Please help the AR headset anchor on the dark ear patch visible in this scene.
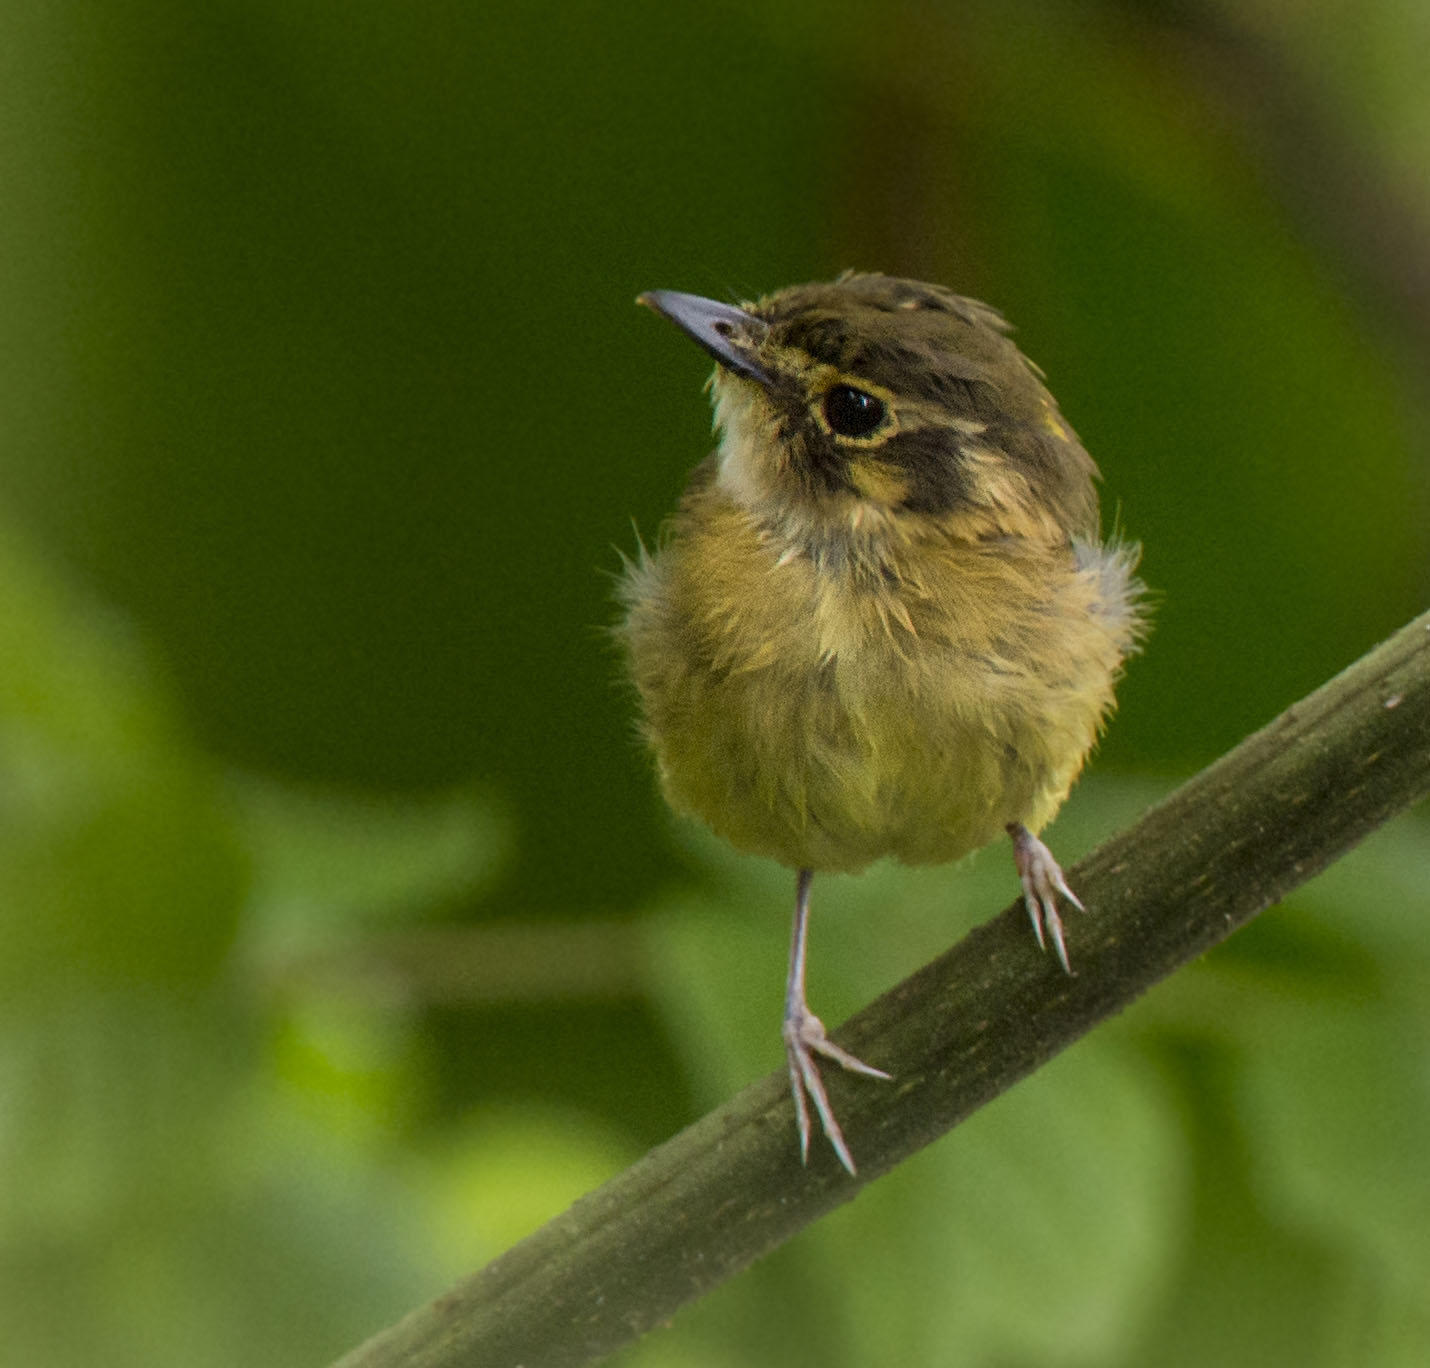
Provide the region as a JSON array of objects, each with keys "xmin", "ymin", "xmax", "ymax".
[{"xmin": 880, "ymin": 428, "xmax": 969, "ymax": 514}]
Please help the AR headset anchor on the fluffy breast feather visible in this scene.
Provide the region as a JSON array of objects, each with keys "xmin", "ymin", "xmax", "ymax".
[{"xmin": 618, "ymin": 478, "xmax": 1142, "ymax": 874}]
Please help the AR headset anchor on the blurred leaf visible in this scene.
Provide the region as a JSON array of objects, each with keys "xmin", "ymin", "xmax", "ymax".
[
  {"xmin": 816, "ymin": 1042, "xmax": 1183, "ymax": 1367},
  {"xmin": 0, "ymin": 514, "xmax": 516, "ymax": 1365},
  {"xmin": 0, "ymin": 522, "xmax": 248, "ymax": 998},
  {"xmin": 1227, "ymin": 816, "xmax": 1430, "ymax": 1296},
  {"xmin": 231, "ymin": 775, "xmax": 510, "ymax": 938},
  {"xmin": 410, "ymin": 1103, "xmax": 639, "ymax": 1266}
]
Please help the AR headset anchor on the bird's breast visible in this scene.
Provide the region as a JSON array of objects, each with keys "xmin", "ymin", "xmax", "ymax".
[{"xmin": 620, "ymin": 487, "xmax": 1131, "ymax": 873}]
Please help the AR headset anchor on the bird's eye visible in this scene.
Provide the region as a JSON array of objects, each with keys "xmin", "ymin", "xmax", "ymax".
[{"xmin": 822, "ymin": 384, "xmax": 887, "ymax": 438}]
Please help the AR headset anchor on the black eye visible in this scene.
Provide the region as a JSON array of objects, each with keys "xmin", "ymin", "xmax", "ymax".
[{"xmin": 822, "ymin": 384, "xmax": 886, "ymax": 438}]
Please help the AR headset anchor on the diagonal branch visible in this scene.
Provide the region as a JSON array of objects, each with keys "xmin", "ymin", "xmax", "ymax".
[{"xmin": 332, "ymin": 610, "xmax": 1430, "ymax": 1368}]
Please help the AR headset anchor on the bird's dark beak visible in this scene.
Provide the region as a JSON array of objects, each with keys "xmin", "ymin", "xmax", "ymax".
[{"xmin": 637, "ymin": 290, "xmax": 772, "ymax": 386}]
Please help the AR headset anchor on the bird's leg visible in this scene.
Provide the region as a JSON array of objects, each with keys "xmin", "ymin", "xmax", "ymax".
[
  {"xmin": 782, "ymin": 867, "xmax": 891, "ymax": 1175},
  {"xmin": 1007, "ymin": 822, "xmax": 1085, "ymax": 974}
]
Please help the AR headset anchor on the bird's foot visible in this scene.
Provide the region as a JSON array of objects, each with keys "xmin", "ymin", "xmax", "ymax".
[
  {"xmin": 782, "ymin": 1004, "xmax": 890, "ymax": 1176},
  {"xmin": 1008, "ymin": 822, "xmax": 1084, "ymax": 975}
]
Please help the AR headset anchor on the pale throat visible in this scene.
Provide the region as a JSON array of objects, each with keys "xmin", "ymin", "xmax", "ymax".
[
  {"xmin": 710, "ymin": 376, "xmax": 776, "ymax": 514},
  {"xmin": 710, "ymin": 379, "xmax": 912, "ymax": 578}
]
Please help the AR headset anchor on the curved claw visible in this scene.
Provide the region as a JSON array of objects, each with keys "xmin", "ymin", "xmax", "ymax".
[
  {"xmin": 1009, "ymin": 823, "xmax": 1085, "ymax": 975},
  {"xmin": 783, "ymin": 1007, "xmax": 891, "ymax": 1175}
]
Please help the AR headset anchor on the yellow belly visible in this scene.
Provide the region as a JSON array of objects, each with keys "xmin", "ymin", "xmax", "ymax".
[{"xmin": 620, "ymin": 485, "xmax": 1137, "ymax": 874}]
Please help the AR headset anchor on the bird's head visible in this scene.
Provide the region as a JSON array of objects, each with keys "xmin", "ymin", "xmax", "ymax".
[{"xmin": 639, "ymin": 273, "xmax": 1100, "ymax": 552}]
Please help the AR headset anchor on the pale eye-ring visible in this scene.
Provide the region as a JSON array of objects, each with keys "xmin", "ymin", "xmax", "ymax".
[{"xmin": 822, "ymin": 384, "xmax": 887, "ymax": 438}]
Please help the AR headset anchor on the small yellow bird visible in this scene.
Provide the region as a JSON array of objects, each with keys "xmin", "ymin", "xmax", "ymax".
[{"xmin": 619, "ymin": 273, "xmax": 1145, "ymax": 1173}]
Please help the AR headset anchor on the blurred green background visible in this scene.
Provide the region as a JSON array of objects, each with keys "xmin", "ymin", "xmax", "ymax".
[{"xmin": 1, "ymin": 1, "xmax": 1427, "ymax": 1365}]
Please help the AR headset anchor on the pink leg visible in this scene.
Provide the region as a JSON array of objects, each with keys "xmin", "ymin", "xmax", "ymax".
[{"xmin": 782, "ymin": 868, "xmax": 890, "ymax": 1175}]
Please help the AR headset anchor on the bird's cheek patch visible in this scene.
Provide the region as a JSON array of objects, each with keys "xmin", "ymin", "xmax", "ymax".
[
  {"xmin": 847, "ymin": 457, "xmax": 910, "ymax": 506},
  {"xmin": 960, "ymin": 445, "xmax": 1036, "ymax": 512}
]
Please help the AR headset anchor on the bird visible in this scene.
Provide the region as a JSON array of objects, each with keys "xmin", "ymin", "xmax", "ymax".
[{"xmin": 618, "ymin": 272, "xmax": 1145, "ymax": 1174}]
